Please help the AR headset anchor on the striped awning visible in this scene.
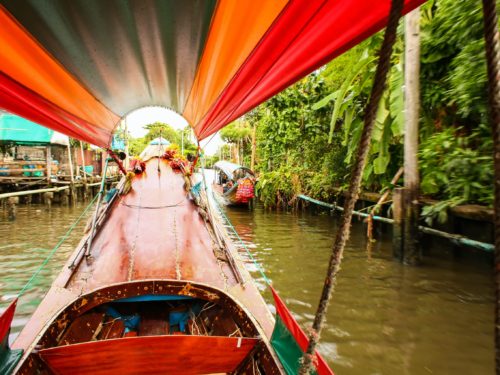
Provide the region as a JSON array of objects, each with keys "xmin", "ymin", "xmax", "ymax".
[{"xmin": 0, "ymin": 0, "xmax": 424, "ymax": 148}]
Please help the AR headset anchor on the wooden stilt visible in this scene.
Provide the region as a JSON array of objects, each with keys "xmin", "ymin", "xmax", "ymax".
[
  {"xmin": 67, "ymin": 142, "xmax": 74, "ymax": 183},
  {"xmin": 80, "ymin": 141, "xmax": 88, "ymax": 183},
  {"xmin": 392, "ymin": 188, "xmax": 404, "ymax": 261},
  {"xmin": 403, "ymin": 6, "xmax": 421, "ymax": 265},
  {"xmin": 46, "ymin": 145, "xmax": 52, "ymax": 183},
  {"xmin": 43, "ymin": 192, "xmax": 54, "ymax": 208},
  {"xmin": 7, "ymin": 197, "xmax": 18, "ymax": 221}
]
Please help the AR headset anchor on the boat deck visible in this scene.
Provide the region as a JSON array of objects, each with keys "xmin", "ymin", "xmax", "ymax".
[{"xmin": 13, "ymin": 159, "xmax": 273, "ymax": 352}]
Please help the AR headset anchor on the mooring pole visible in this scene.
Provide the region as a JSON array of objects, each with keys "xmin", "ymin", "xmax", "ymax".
[
  {"xmin": 67, "ymin": 141, "xmax": 74, "ymax": 183},
  {"xmin": 250, "ymin": 124, "xmax": 257, "ymax": 171},
  {"xmin": 46, "ymin": 145, "xmax": 52, "ymax": 183},
  {"xmin": 480, "ymin": 0, "xmax": 500, "ymax": 371},
  {"xmin": 124, "ymin": 118, "xmax": 130, "ymax": 170},
  {"xmin": 298, "ymin": 0, "xmax": 404, "ymax": 372},
  {"xmin": 80, "ymin": 141, "xmax": 87, "ymax": 183},
  {"xmin": 403, "ymin": 7, "xmax": 421, "ymax": 265}
]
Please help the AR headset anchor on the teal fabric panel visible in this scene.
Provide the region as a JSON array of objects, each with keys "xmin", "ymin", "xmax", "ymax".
[
  {"xmin": 271, "ymin": 316, "xmax": 318, "ymax": 375},
  {"xmin": 0, "ymin": 335, "xmax": 23, "ymax": 375},
  {"xmin": 0, "ymin": 114, "xmax": 53, "ymax": 145}
]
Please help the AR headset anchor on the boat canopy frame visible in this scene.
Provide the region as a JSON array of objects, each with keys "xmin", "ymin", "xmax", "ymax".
[{"xmin": 213, "ymin": 161, "xmax": 254, "ymax": 183}]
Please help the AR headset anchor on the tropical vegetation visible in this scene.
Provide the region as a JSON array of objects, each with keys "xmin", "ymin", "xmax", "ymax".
[{"xmin": 222, "ymin": 0, "xmax": 495, "ymax": 222}]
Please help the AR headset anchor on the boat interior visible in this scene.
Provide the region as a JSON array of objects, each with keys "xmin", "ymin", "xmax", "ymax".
[{"xmin": 17, "ymin": 280, "xmax": 280, "ymax": 375}]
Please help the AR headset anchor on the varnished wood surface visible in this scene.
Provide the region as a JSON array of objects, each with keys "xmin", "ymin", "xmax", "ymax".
[
  {"xmin": 13, "ymin": 159, "xmax": 274, "ymax": 356},
  {"xmin": 39, "ymin": 335, "xmax": 258, "ymax": 375}
]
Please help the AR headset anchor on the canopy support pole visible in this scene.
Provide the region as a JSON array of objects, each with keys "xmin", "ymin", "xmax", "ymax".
[
  {"xmin": 480, "ymin": 0, "xmax": 500, "ymax": 372},
  {"xmin": 298, "ymin": 0, "xmax": 404, "ymax": 372}
]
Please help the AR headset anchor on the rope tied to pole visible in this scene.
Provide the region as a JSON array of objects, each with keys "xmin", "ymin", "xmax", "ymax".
[{"xmin": 298, "ymin": 0, "xmax": 405, "ymax": 373}]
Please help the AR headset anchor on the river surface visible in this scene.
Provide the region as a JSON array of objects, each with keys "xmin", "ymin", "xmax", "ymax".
[{"xmin": 0, "ymin": 200, "xmax": 494, "ymax": 374}]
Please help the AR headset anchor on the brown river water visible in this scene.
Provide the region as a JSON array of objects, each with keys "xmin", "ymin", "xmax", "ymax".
[{"xmin": 0, "ymin": 199, "xmax": 494, "ymax": 374}]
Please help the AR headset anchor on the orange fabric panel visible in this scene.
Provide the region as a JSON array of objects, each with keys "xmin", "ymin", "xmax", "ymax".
[
  {"xmin": 182, "ymin": 0, "xmax": 287, "ymax": 126},
  {"xmin": 0, "ymin": 6, "xmax": 119, "ymax": 135},
  {"xmin": 39, "ymin": 335, "xmax": 259, "ymax": 375}
]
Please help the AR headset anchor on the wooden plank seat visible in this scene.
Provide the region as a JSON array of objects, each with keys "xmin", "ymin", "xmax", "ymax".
[{"xmin": 39, "ymin": 335, "xmax": 259, "ymax": 375}]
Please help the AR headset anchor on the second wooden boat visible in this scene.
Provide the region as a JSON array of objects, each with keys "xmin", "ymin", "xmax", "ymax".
[{"xmin": 212, "ymin": 161, "xmax": 256, "ymax": 206}]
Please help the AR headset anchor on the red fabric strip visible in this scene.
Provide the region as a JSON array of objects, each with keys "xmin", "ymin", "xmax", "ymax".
[
  {"xmin": 271, "ymin": 287, "xmax": 333, "ymax": 375},
  {"xmin": 195, "ymin": 0, "xmax": 425, "ymax": 140},
  {"xmin": 0, "ymin": 298, "xmax": 17, "ymax": 344},
  {"xmin": 0, "ymin": 72, "xmax": 112, "ymax": 147}
]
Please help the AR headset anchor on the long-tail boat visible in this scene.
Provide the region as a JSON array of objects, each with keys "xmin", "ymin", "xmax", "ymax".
[
  {"xmin": 213, "ymin": 161, "xmax": 256, "ymax": 206},
  {"xmin": 0, "ymin": 1, "xmax": 424, "ymax": 373}
]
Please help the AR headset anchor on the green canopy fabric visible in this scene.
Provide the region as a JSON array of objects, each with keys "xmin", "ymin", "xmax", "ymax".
[{"xmin": 0, "ymin": 113, "xmax": 68, "ymax": 146}]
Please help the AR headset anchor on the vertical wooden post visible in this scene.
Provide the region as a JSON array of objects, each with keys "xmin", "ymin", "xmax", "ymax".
[
  {"xmin": 392, "ymin": 187, "xmax": 404, "ymax": 260},
  {"xmin": 7, "ymin": 197, "xmax": 18, "ymax": 221},
  {"xmin": 480, "ymin": 0, "xmax": 500, "ymax": 371},
  {"xmin": 80, "ymin": 141, "xmax": 87, "ymax": 183},
  {"xmin": 250, "ymin": 124, "xmax": 257, "ymax": 171},
  {"xmin": 124, "ymin": 118, "xmax": 130, "ymax": 170},
  {"xmin": 403, "ymin": 7, "xmax": 421, "ymax": 265},
  {"xmin": 67, "ymin": 142, "xmax": 74, "ymax": 183},
  {"xmin": 43, "ymin": 192, "xmax": 53, "ymax": 209},
  {"xmin": 46, "ymin": 145, "xmax": 52, "ymax": 183}
]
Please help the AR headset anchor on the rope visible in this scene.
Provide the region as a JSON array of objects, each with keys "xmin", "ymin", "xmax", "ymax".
[
  {"xmin": 18, "ymin": 194, "xmax": 99, "ymax": 297},
  {"xmin": 480, "ymin": 0, "xmax": 500, "ymax": 371},
  {"xmin": 210, "ymin": 190, "xmax": 271, "ymax": 286},
  {"xmin": 299, "ymin": 0, "xmax": 405, "ymax": 373},
  {"xmin": 120, "ymin": 199, "xmax": 184, "ymax": 209},
  {"xmin": 199, "ymin": 154, "xmax": 271, "ymax": 285}
]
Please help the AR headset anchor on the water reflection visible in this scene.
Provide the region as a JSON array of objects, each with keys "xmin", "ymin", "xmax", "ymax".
[{"xmin": 225, "ymin": 206, "xmax": 494, "ymax": 374}]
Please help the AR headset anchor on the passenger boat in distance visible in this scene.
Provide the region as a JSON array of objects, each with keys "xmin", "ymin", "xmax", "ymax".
[{"xmin": 212, "ymin": 161, "xmax": 256, "ymax": 206}]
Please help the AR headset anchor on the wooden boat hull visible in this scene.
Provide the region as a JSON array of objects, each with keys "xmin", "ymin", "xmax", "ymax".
[
  {"xmin": 212, "ymin": 182, "xmax": 254, "ymax": 206},
  {"xmin": 11, "ymin": 159, "xmax": 283, "ymax": 374}
]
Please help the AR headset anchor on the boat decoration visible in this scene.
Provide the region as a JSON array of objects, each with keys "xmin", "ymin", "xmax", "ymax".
[
  {"xmin": 128, "ymin": 158, "xmax": 146, "ymax": 175},
  {"xmin": 270, "ymin": 288, "xmax": 333, "ymax": 375},
  {"xmin": 0, "ymin": 0, "xmax": 424, "ymax": 147},
  {"xmin": 213, "ymin": 161, "xmax": 256, "ymax": 206},
  {"xmin": 0, "ymin": 299, "xmax": 22, "ymax": 375}
]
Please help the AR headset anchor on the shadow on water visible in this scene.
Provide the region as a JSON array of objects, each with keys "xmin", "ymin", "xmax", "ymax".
[{"xmin": 0, "ymin": 197, "xmax": 494, "ymax": 374}]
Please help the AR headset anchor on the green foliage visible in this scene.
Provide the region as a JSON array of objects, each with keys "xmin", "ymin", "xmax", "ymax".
[
  {"xmin": 419, "ymin": 125, "xmax": 493, "ymax": 224},
  {"xmin": 249, "ymin": 0, "xmax": 493, "ymax": 215},
  {"xmin": 128, "ymin": 123, "xmax": 197, "ymax": 157},
  {"xmin": 220, "ymin": 120, "xmax": 252, "ymax": 144},
  {"xmin": 256, "ymin": 165, "xmax": 304, "ymax": 208}
]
